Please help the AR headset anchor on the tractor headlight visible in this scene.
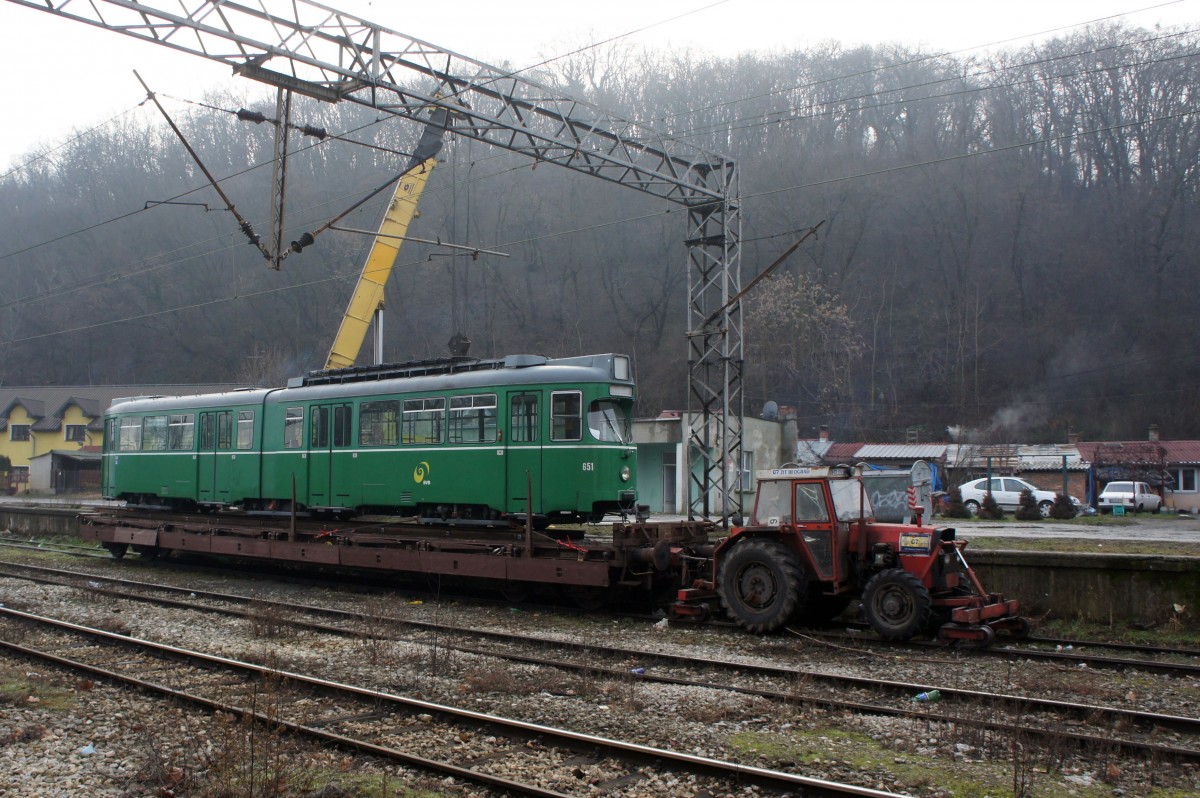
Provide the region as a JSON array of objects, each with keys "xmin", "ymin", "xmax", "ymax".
[{"xmin": 620, "ymin": 466, "xmax": 631, "ymax": 482}]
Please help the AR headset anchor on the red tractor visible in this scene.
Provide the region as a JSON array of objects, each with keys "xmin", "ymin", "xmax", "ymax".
[{"xmin": 672, "ymin": 466, "xmax": 1027, "ymax": 646}]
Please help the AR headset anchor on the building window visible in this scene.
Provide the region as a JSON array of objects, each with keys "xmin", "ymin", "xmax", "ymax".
[
  {"xmin": 739, "ymin": 450, "xmax": 755, "ymax": 492},
  {"xmin": 1170, "ymin": 467, "xmax": 1198, "ymax": 493},
  {"xmin": 10, "ymin": 425, "xmax": 30, "ymax": 442},
  {"xmin": 65, "ymin": 425, "xmax": 87, "ymax": 443}
]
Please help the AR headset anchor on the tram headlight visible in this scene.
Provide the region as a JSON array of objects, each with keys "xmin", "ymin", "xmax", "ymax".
[{"xmin": 620, "ymin": 466, "xmax": 631, "ymax": 482}]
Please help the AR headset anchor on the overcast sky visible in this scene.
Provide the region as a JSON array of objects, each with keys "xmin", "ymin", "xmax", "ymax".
[{"xmin": 0, "ymin": 0, "xmax": 1194, "ymax": 166}]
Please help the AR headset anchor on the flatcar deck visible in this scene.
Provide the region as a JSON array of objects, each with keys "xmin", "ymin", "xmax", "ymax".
[{"xmin": 79, "ymin": 510, "xmax": 716, "ymax": 592}]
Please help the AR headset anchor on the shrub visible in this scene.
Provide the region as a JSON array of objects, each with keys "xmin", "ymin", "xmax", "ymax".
[
  {"xmin": 944, "ymin": 486, "xmax": 972, "ymax": 519},
  {"xmin": 1050, "ymin": 493, "xmax": 1078, "ymax": 519},
  {"xmin": 979, "ymin": 491, "xmax": 1004, "ymax": 519},
  {"xmin": 1014, "ymin": 488, "xmax": 1042, "ymax": 520}
]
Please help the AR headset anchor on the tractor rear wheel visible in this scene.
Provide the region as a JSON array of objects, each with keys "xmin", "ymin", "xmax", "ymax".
[
  {"xmin": 863, "ymin": 569, "xmax": 932, "ymax": 641},
  {"xmin": 716, "ymin": 539, "xmax": 805, "ymax": 634}
]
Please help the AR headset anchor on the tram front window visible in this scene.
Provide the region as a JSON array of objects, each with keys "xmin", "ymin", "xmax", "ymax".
[{"xmin": 588, "ymin": 399, "xmax": 631, "ymax": 443}]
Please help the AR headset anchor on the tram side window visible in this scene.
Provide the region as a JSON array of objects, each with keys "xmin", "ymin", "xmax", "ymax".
[
  {"xmin": 448, "ymin": 395, "xmax": 497, "ymax": 443},
  {"xmin": 359, "ymin": 401, "xmax": 399, "ymax": 446},
  {"xmin": 168, "ymin": 414, "xmax": 194, "ymax": 450},
  {"xmin": 551, "ymin": 391, "xmax": 582, "ymax": 441},
  {"xmin": 402, "ymin": 398, "xmax": 444, "ymax": 445},
  {"xmin": 217, "ymin": 412, "xmax": 233, "ymax": 450},
  {"xmin": 142, "ymin": 416, "xmax": 168, "ymax": 451},
  {"xmin": 333, "ymin": 405, "xmax": 352, "ymax": 447},
  {"xmin": 237, "ymin": 410, "xmax": 254, "ymax": 450},
  {"xmin": 119, "ymin": 418, "xmax": 142, "ymax": 451},
  {"xmin": 284, "ymin": 407, "xmax": 304, "ymax": 449},
  {"xmin": 311, "ymin": 406, "xmax": 329, "ymax": 448},
  {"xmin": 510, "ymin": 394, "xmax": 538, "ymax": 442},
  {"xmin": 105, "ymin": 418, "xmax": 118, "ymax": 452},
  {"xmin": 200, "ymin": 414, "xmax": 215, "ymax": 450}
]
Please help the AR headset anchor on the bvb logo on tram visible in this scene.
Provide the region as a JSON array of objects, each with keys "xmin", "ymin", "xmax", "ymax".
[{"xmin": 413, "ymin": 461, "xmax": 431, "ymax": 485}]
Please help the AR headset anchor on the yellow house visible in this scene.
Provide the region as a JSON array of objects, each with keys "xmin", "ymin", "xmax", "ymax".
[{"xmin": 0, "ymin": 385, "xmax": 240, "ymax": 493}]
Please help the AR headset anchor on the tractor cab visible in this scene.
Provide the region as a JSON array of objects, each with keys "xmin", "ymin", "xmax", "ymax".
[{"xmin": 747, "ymin": 467, "xmax": 869, "ymax": 587}]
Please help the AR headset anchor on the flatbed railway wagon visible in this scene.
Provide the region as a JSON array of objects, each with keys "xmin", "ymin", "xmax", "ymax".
[{"xmin": 101, "ymin": 353, "xmax": 639, "ymax": 526}]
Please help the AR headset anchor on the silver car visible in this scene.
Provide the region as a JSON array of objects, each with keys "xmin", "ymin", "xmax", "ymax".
[{"xmin": 1097, "ymin": 481, "xmax": 1162, "ymax": 514}]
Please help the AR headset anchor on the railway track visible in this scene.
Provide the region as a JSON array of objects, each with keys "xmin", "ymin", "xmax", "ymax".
[
  {"xmin": 0, "ymin": 605, "xmax": 898, "ymax": 798},
  {"xmin": 802, "ymin": 624, "xmax": 1200, "ymax": 676},
  {"xmin": 1, "ymin": 558, "xmax": 1196, "ymax": 768}
]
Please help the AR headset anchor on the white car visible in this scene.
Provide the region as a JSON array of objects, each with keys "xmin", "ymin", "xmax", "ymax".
[
  {"xmin": 957, "ymin": 477, "xmax": 1077, "ymax": 517},
  {"xmin": 1097, "ymin": 481, "xmax": 1162, "ymax": 514}
]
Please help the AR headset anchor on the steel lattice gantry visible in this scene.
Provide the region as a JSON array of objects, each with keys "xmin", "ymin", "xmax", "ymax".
[{"xmin": 6, "ymin": 0, "xmax": 743, "ymax": 522}]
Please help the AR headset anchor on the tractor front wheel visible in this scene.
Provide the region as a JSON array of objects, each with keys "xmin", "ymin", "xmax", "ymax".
[
  {"xmin": 717, "ymin": 539, "xmax": 805, "ymax": 634},
  {"xmin": 862, "ymin": 569, "xmax": 932, "ymax": 641}
]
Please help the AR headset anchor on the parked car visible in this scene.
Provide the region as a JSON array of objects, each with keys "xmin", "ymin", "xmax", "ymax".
[
  {"xmin": 1097, "ymin": 481, "xmax": 1162, "ymax": 514},
  {"xmin": 957, "ymin": 477, "xmax": 1078, "ymax": 517}
]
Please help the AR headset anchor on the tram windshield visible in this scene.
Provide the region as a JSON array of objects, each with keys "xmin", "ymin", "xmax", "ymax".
[{"xmin": 588, "ymin": 399, "xmax": 632, "ymax": 443}]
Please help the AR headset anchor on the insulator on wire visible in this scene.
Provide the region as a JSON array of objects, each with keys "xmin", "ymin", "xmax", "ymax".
[
  {"xmin": 300, "ymin": 125, "xmax": 327, "ymax": 140},
  {"xmin": 289, "ymin": 232, "xmax": 316, "ymax": 254},
  {"xmin": 236, "ymin": 108, "xmax": 268, "ymax": 124},
  {"xmin": 239, "ymin": 221, "xmax": 261, "ymax": 245}
]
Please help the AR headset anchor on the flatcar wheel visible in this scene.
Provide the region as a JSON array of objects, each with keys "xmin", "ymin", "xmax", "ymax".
[
  {"xmin": 862, "ymin": 569, "xmax": 932, "ymax": 641},
  {"xmin": 498, "ymin": 581, "xmax": 533, "ymax": 604},
  {"xmin": 103, "ymin": 543, "xmax": 128, "ymax": 560},
  {"xmin": 132, "ymin": 545, "xmax": 160, "ymax": 560},
  {"xmin": 563, "ymin": 585, "xmax": 611, "ymax": 611},
  {"xmin": 716, "ymin": 538, "xmax": 805, "ymax": 634}
]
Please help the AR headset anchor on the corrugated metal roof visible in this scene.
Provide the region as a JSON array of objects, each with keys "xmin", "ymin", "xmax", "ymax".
[{"xmin": 854, "ymin": 444, "xmax": 947, "ymax": 460}]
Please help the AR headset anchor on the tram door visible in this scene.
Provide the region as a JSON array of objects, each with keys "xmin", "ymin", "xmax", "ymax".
[
  {"xmin": 505, "ymin": 392, "xmax": 542, "ymax": 517},
  {"xmin": 308, "ymin": 403, "xmax": 353, "ymax": 509},
  {"xmin": 197, "ymin": 410, "xmax": 233, "ymax": 504}
]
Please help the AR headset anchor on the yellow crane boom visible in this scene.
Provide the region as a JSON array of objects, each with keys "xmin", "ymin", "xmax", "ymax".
[{"xmin": 325, "ymin": 108, "xmax": 449, "ymax": 370}]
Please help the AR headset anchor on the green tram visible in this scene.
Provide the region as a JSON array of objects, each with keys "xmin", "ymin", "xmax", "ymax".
[{"xmin": 101, "ymin": 353, "xmax": 638, "ymax": 525}]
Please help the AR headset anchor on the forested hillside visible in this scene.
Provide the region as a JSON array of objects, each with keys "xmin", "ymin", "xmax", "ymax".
[{"xmin": 1, "ymin": 22, "xmax": 1197, "ymax": 441}]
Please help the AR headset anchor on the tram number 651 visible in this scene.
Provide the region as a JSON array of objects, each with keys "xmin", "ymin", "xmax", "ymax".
[{"xmin": 582, "ymin": 462, "xmax": 595, "ymax": 472}]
